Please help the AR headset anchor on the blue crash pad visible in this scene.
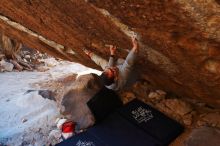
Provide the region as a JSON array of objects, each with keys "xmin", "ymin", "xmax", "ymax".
[
  {"xmin": 88, "ymin": 112, "xmax": 160, "ymax": 146},
  {"xmin": 118, "ymin": 99, "xmax": 184, "ymax": 145},
  {"xmin": 55, "ymin": 131, "xmax": 107, "ymax": 146}
]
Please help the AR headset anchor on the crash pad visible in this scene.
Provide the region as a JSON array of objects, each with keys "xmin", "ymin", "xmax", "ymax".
[
  {"xmin": 57, "ymin": 99, "xmax": 183, "ymax": 146},
  {"xmin": 88, "ymin": 112, "xmax": 161, "ymax": 146},
  {"xmin": 118, "ymin": 99, "xmax": 184, "ymax": 145},
  {"xmin": 87, "ymin": 87, "xmax": 123, "ymax": 122},
  {"xmin": 55, "ymin": 131, "xmax": 107, "ymax": 146}
]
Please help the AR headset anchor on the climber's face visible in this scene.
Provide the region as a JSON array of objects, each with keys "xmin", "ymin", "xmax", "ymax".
[
  {"xmin": 105, "ymin": 67, "xmax": 118, "ymax": 79},
  {"xmin": 100, "ymin": 67, "xmax": 119, "ymax": 86},
  {"xmin": 105, "ymin": 68, "xmax": 114, "ymax": 78}
]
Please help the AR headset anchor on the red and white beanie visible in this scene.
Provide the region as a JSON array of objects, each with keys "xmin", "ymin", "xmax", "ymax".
[{"xmin": 56, "ymin": 118, "xmax": 75, "ymax": 139}]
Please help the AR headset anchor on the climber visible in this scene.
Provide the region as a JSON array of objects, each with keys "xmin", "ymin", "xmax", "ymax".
[{"xmin": 83, "ymin": 36, "xmax": 139, "ymax": 91}]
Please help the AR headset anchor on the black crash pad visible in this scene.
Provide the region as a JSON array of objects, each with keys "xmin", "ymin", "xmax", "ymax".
[
  {"xmin": 118, "ymin": 99, "xmax": 184, "ymax": 145},
  {"xmin": 87, "ymin": 87, "xmax": 123, "ymax": 122}
]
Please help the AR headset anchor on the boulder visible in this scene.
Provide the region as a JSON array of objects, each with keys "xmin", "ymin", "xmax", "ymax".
[
  {"xmin": 155, "ymin": 98, "xmax": 194, "ymax": 126},
  {"xmin": 119, "ymin": 91, "xmax": 136, "ymax": 104},
  {"xmin": 0, "ymin": 1, "xmax": 220, "ymax": 107},
  {"xmin": 197, "ymin": 112, "xmax": 220, "ymax": 128},
  {"xmin": 164, "ymin": 99, "xmax": 193, "ymax": 116},
  {"xmin": 148, "ymin": 90, "xmax": 166, "ymax": 100},
  {"xmin": 60, "ymin": 73, "xmax": 103, "ymax": 129},
  {"xmin": 185, "ymin": 127, "xmax": 220, "ymax": 146},
  {"xmin": 0, "ymin": 59, "xmax": 14, "ymax": 72}
]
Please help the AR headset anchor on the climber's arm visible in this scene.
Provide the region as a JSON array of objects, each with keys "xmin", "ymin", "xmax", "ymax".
[
  {"xmin": 121, "ymin": 37, "xmax": 139, "ymax": 79},
  {"xmin": 107, "ymin": 45, "xmax": 116, "ymax": 67}
]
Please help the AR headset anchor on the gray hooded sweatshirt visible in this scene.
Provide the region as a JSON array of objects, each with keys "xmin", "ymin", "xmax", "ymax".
[{"xmin": 106, "ymin": 49, "xmax": 137, "ymax": 91}]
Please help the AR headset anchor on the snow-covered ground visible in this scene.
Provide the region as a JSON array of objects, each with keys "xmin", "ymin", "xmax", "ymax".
[{"xmin": 0, "ymin": 59, "xmax": 101, "ymax": 146}]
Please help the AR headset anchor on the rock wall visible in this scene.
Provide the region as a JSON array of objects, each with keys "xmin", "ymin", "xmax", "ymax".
[{"xmin": 0, "ymin": 0, "xmax": 220, "ymax": 107}]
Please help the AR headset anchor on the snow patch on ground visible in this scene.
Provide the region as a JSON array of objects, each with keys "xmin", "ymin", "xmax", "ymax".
[{"xmin": 0, "ymin": 60, "xmax": 101, "ymax": 145}]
